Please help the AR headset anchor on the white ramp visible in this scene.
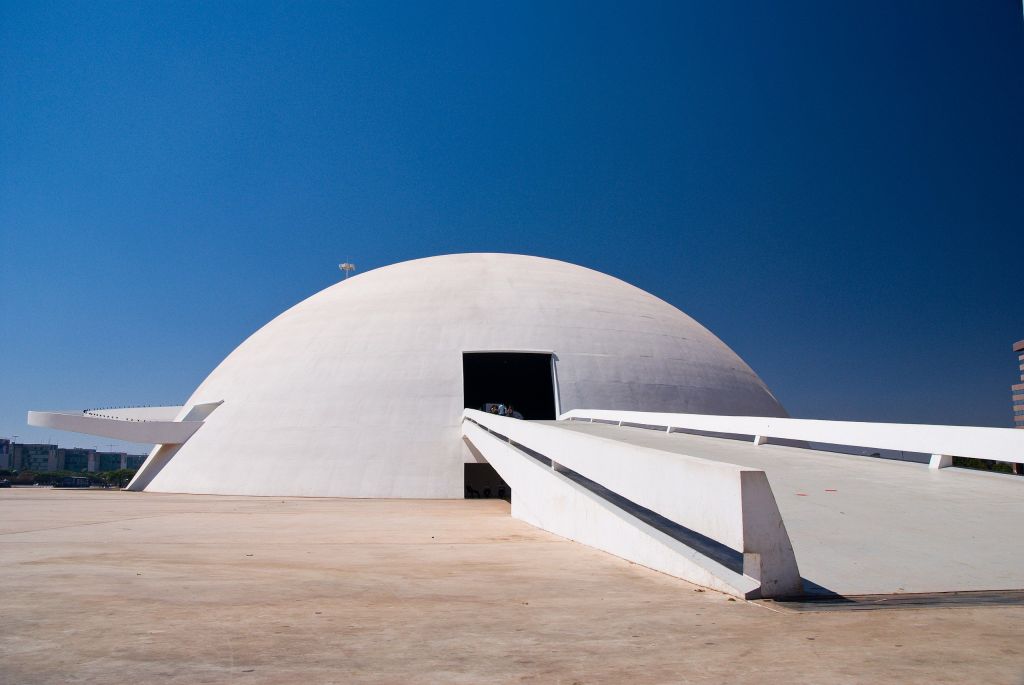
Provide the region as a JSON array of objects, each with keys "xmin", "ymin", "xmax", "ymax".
[
  {"xmin": 556, "ymin": 419, "xmax": 1024, "ymax": 595},
  {"xmin": 462, "ymin": 409, "xmax": 801, "ymax": 599}
]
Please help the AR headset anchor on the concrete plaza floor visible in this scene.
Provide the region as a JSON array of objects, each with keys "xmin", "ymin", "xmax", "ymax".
[{"xmin": 1, "ymin": 488, "xmax": 1022, "ymax": 684}]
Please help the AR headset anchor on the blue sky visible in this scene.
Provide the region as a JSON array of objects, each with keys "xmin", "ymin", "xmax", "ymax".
[{"xmin": 1, "ymin": 1, "xmax": 1022, "ymax": 451}]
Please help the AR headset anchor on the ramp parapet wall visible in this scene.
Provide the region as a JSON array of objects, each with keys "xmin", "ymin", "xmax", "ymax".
[{"xmin": 462, "ymin": 409, "xmax": 801, "ymax": 599}]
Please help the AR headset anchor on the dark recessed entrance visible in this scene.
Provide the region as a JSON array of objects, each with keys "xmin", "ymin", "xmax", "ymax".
[
  {"xmin": 462, "ymin": 352, "xmax": 556, "ymax": 420},
  {"xmin": 464, "ymin": 463, "xmax": 509, "ymax": 500}
]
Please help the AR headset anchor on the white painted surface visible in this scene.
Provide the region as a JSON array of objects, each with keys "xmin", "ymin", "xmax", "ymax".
[
  {"xmin": 123, "ymin": 402, "xmax": 224, "ymax": 490},
  {"xmin": 27, "ymin": 409, "xmax": 202, "ymax": 444},
  {"xmin": 556, "ymin": 420, "xmax": 1024, "ymax": 594},
  {"xmin": 136, "ymin": 253, "xmax": 784, "ymax": 497},
  {"xmin": 462, "ymin": 421, "xmax": 761, "ymax": 598},
  {"xmin": 561, "ymin": 409, "xmax": 1024, "ymax": 465},
  {"xmin": 463, "ymin": 409, "xmax": 801, "ymax": 598}
]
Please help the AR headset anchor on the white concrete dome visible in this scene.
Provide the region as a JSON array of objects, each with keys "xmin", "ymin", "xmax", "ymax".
[{"xmin": 137, "ymin": 253, "xmax": 785, "ymax": 497}]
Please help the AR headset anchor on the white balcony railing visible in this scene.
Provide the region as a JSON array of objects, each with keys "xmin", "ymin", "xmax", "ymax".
[{"xmin": 27, "ymin": 402, "xmax": 222, "ymax": 446}]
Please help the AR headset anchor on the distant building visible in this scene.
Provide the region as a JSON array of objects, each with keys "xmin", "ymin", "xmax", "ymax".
[
  {"xmin": 1013, "ymin": 340, "xmax": 1024, "ymax": 476},
  {"xmin": 1, "ymin": 440, "xmax": 145, "ymax": 473},
  {"xmin": 97, "ymin": 452, "xmax": 127, "ymax": 471},
  {"xmin": 13, "ymin": 444, "xmax": 58, "ymax": 472},
  {"xmin": 1014, "ymin": 340, "xmax": 1024, "ymax": 430},
  {"xmin": 60, "ymin": 448, "xmax": 93, "ymax": 472}
]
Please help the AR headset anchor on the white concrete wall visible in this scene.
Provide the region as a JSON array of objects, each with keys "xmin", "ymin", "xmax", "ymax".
[
  {"xmin": 135, "ymin": 254, "xmax": 785, "ymax": 497},
  {"xmin": 463, "ymin": 422, "xmax": 761, "ymax": 598},
  {"xmin": 463, "ymin": 409, "xmax": 801, "ymax": 598}
]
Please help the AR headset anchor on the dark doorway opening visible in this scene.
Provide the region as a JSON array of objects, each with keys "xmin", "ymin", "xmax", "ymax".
[
  {"xmin": 464, "ymin": 463, "xmax": 510, "ymax": 500},
  {"xmin": 462, "ymin": 352, "xmax": 556, "ymax": 420}
]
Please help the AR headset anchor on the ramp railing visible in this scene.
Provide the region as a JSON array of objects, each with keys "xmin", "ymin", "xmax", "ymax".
[{"xmin": 559, "ymin": 409, "xmax": 1024, "ymax": 469}]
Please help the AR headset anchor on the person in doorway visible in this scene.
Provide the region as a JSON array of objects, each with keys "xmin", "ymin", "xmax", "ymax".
[{"xmin": 506, "ymin": 405, "xmax": 523, "ymax": 419}]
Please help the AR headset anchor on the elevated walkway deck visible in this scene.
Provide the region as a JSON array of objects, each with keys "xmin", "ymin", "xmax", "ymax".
[
  {"xmin": 27, "ymin": 402, "xmax": 222, "ymax": 445},
  {"xmin": 547, "ymin": 420, "xmax": 1024, "ymax": 596}
]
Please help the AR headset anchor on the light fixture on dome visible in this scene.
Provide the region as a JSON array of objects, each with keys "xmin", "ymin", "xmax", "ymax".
[{"xmin": 339, "ymin": 262, "xmax": 356, "ymax": 279}]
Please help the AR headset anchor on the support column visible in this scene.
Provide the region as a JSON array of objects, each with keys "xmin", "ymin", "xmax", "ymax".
[{"xmin": 929, "ymin": 454, "xmax": 953, "ymax": 469}]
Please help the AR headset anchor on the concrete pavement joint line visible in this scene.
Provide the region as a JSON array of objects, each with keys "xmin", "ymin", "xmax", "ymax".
[{"xmin": 0, "ymin": 514, "xmax": 175, "ymax": 536}]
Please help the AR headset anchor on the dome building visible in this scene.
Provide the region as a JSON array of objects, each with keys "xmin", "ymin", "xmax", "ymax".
[
  {"xmin": 123, "ymin": 253, "xmax": 784, "ymax": 497},
  {"xmin": 27, "ymin": 253, "xmax": 1024, "ymax": 601}
]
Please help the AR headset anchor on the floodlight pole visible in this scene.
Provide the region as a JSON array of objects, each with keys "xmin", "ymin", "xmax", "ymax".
[{"xmin": 339, "ymin": 262, "xmax": 356, "ymax": 279}]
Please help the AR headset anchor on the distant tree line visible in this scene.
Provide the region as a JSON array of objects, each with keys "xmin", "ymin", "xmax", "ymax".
[{"xmin": 0, "ymin": 468, "xmax": 137, "ymax": 488}]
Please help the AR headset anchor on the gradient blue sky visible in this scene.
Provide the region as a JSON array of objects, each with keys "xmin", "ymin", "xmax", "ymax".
[{"xmin": 1, "ymin": 1, "xmax": 1022, "ymax": 452}]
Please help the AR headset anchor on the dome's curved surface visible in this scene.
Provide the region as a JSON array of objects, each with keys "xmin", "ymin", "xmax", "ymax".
[{"xmin": 138, "ymin": 253, "xmax": 785, "ymax": 497}]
